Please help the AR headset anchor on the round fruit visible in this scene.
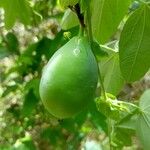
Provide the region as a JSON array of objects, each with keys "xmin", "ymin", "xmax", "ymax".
[{"xmin": 39, "ymin": 36, "xmax": 98, "ymax": 119}]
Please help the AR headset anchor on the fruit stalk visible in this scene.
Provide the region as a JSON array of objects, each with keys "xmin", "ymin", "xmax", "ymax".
[{"xmin": 68, "ymin": 3, "xmax": 85, "ymax": 28}]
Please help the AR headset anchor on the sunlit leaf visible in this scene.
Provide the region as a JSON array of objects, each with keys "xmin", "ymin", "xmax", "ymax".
[
  {"xmin": 119, "ymin": 4, "xmax": 150, "ymax": 82},
  {"xmin": 5, "ymin": 32, "xmax": 19, "ymax": 54},
  {"xmin": 59, "ymin": 0, "xmax": 79, "ymax": 8},
  {"xmin": 0, "ymin": 0, "xmax": 32, "ymax": 29},
  {"xmin": 137, "ymin": 89, "xmax": 150, "ymax": 150},
  {"xmin": 0, "ymin": 46, "xmax": 10, "ymax": 59},
  {"xmin": 61, "ymin": 9, "xmax": 79, "ymax": 30},
  {"xmin": 100, "ymin": 47, "xmax": 125, "ymax": 95},
  {"xmin": 91, "ymin": 0, "xmax": 130, "ymax": 44},
  {"xmin": 22, "ymin": 89, "xmax": 39, "ymax": 117}
]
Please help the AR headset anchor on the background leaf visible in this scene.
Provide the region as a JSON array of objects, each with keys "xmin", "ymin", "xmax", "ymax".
[
  {"xmin": 112, "ymin": 128, "xmax": 135, "ymax": 149},
  {"xmin": 91, "ymin": 0, "xmax": 131, "ymax": 44},
  {"xmin": 1, "ymin": 85, "xmax": 18, "ymax": 98},
  {"xmin": 0, "ymin": 0, "xmax": 32, "ymax": 29},
  {"xmin": 119, "ymin": 4, "xmax": 150, "ymax": 82},
  {"xmin": 22, "ymin": 89, "xmax": 39, "ymax": 117},
  {"xmin": 59, "ymin": 0, "xmax": 79, "ymax": 8},
  {"xmin": 100, "ymin": 47, "xmax": 125, "ymax": 96},
  {"xmin": 0, "ymin": 45, "xmax": 10, "ymax": 59},
  {"xmin": 61, "ymin": 9, "xmax": 79, "ymax": 30},
  {"xmin": 5, "ymin": 32, "xmax": 19, "ymax": 54},
  {"xmin": 137, "ymin": 89, "xmax": 150, "ymax": 150}
]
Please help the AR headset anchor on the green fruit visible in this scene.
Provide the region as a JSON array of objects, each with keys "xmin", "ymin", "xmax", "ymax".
[{"xmin": 39, "ymin": 36, "xmax": 98, "ymax": 119}]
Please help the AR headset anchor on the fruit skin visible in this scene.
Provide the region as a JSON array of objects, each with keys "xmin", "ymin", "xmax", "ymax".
[{"xmin": 39, "ymin": 36, "xmax": 98, "ymax": 119}]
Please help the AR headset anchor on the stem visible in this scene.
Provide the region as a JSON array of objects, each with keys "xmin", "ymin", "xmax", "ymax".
[
  {"xmin": 79, "ymin": 25, "xmax": 84, "ymax": 37},
  {"xmin": 98, "ymin": 69, "xmax": 107, "ymax": 100},
  {"xmin": 86, "ymin": 2, "xmax": 112, "ymax": 149},
  {"xmin": 69, "ymin": 4, "xmax": 85, "ymax": 28},
  {"xmin": 75, "ymin": 4, "xmax": 85, "ymax": 28}
]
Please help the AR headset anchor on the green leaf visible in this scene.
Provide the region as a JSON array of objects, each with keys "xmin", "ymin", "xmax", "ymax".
[
  {"xmin": 7, "ymin": 103, "xmax": 21, "ymax": 118},
  {"xmin": 116, "ymin": 103, "xmax": 139, "ymax": 130},
  {"xmin": 117, "ymin": 115, "xmax": 137, "ymax": 130},
  {"xmin": 2, "ymin": 85, "xmax": 18, "ymax": 97},
  {"xmin": 5, "ymin": 32, "xmax": 19, "ymax": 54},
  {"xmin": 0, "ymin": 45, "xmax": 10, "ymax": 59},
  {"xmin": 80, "ymin": 0, "xmax": 89, "ymax": 13},
  {"xmin": 13, "ymin": 135, "xmax": 36, "ymax": 150},
  {"xmin": 59, "ymin": 0, "xmax": 79, "ymax": 8},
  {"xmin": 24, "ymin": 79, "xmax": 40, "ymax": 99},
  {"xmin": 137, "ymin": 89, "xmax": 150, "ymax": 150},
  {"xmin": 91, "ymin": 0, "xmax": 130, "ymax": 44},
  {"xmin": 61, "ymin": 9, "xmax": 79, "ymax": 30},
  {"xmin": 100, "ymin": 47, "xmax": 125, "ymax": 96},
  {"xmin": 119, "ymin": 4, "xmax": 150, "ymax": 82},
  {"xmin": 112, "ymin": 128, "xmax": 135, "ymax": 148},
  {"xmin": 23, "ymin": 32, "xmax": 67, "ymax": 60},
  {"xmin": 0, "ymin": 0, "xmax": 32, "ymax": 29},
  {"xmin": 89, "ymin": 101, "xmax": 107, "ymax": 132},
  {"xmin": 96, "ymin": 94, "xmax": 129, "ymax": 121},
  {"xmin": 92, "ymin": 41, "xmax": 108, "ymax": 61},
  {"xmin": 0, "ymin": 33, "xmax": 19, "ymax": 59},
  {"xmin": 7, "ymin": 31, "xmax": 69, "ymax": 76},
  {"xmin": 22, "ymin": 89, "xmax": 39, "ymax": 117}
]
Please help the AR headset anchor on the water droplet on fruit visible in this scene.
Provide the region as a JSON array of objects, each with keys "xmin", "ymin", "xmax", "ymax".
[{"xmin": 73, "ymin": 48, "xmax": 80, "ymax": 56}]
